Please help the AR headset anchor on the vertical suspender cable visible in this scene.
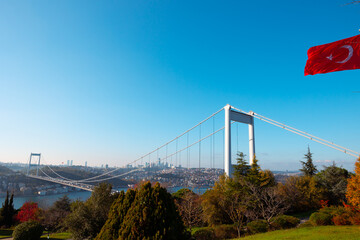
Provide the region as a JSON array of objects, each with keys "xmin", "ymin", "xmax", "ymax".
[
  {"xmin": 210, "ymin": 126, "xmax": 213, "ymax": 169},
  {"xmin": 187, "ymin": 132, "xmax": 190, "ymax": 169},
  {"xmin": 179, "ymin": 139, "xmax": 181, "ymax": 168},
  {"xmin": 222, "ymin": 128, "xmax": 225, "ymax": 170},
  {"xmin": 237, "ymin": 123, "xmax": 239, "ymax": 157},
  {"xmin": 213, "ymin": 116, "xmax": 215, "ymax": 169},
  {"xmin": 199, "ymin": 124, "xmax": 201, "ymax": 170},
  {"xmin": 157, "ymin": 149, "xmax": 159, "ymax": 166},
  {"xmin": 176, "ymin": 139, "xmax": 178, "ymax": 167},
  {"xmin": 166, "ymin": 144, "xmax": 168, "ymax": 167}
]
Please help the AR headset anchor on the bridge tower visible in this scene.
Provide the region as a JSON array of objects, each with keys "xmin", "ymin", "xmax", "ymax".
[
  {"xmin": 224, "ymin": 104, "xmax": 255, "ymax": 178},
  {"xmin": 27, "ymin": 153, "xmax": 41, "ymax": 176}
]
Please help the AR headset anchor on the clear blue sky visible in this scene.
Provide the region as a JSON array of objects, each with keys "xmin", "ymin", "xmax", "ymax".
[{"xmin": 0, "ymin": 0, "xmax": 359, "ymax": 171}]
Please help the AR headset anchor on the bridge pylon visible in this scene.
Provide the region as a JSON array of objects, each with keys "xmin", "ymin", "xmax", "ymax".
[
  {"xmin": 27, "ymin": 153, "xmax": 41, "ymax": 176},
  {"xmin": 224, "ymin": 104, "xmax": 255, "ymax": 178}
]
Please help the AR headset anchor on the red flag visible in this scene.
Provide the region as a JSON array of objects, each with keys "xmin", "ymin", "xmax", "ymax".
[{"xmin": 305, "ymin": 35, "xmax": 360, "ymax": 76}]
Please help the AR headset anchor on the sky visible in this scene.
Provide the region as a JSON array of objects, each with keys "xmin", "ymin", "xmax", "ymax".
[{"xmin": 0, "ymin": 0, "xmax": 359, "ymax": 171}]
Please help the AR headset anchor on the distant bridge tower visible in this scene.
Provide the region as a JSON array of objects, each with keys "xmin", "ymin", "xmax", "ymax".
[
  {"xmin": 224, "ymin": 104, "xmax": 255, "ymax": 178},
  {"xmin": 27, "ymin": 153, "xmax": 41, "ymax": 176}
]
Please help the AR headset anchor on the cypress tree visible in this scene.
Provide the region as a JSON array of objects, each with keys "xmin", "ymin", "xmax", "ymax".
[
  {"xmin": 96, "ymin": 182, "xmax": 190, "ymax": 240},
  {"xmin": 233, "ymin": 152, "xmax": 250, "ymax": 179},
  {"xmin": 7, "ymin": 192, "xmax": 15, "ymax": 227},
  {"xmin": 0, "ymin": 191, "xmax": 9, "ymax": 227},
  {"xmin": 300, "ymin": 147, "xmax": 317, "ymax": 176},
  {"xmin": 95, "ymin": 189, "xmax": 136, "ymax": 239}
]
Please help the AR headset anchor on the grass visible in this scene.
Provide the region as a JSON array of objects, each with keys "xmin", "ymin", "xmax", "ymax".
[
  {"xmin": 235, "ymin": 226, "xmax": 360, "ymax": 240},
  {"xmin": 189, "ymin": 226, "xmax": 212, "ymax": 235},
  {"xmin": 0, "ymin": 229, "xmax": 12, "ymax": 238},
  {"xmin": 40, "ymin": 232, "xmax": 72, "ymax": 240},
  {"xmin": 0, "ymin": 228, "xmax": 72, "ymax": 240}
]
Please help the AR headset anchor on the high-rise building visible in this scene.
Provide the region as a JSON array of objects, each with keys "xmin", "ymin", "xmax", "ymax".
[
  {"xmin": 70, "ymin": 160, "xmax": 73, "ymax": 166},
  {"xmin": 85, "ymin": 161, "xmax": 87, "ymax": 167},
  {"xmin": 67, "ymin": 160, "xmax": 70, "ymax": 166}
]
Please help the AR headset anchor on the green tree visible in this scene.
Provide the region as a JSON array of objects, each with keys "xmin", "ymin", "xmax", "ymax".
[
  {"xmin": 278, "ymin": 175, "xmax": 325, "ymax": 213},
  {"xmin": 65, "ymin": 183, "xmax": 118, "ymax": 240},
  {"xmin": 233, "ymin": 152, "xmax": 275, "ymax": 188},
  {"xmin": 246, "ymin": 158, "xmax": 264, "ymax": 186},
  {"xmin": 0, "ymin": 191, "xmax": 13, "ymax": 227},
  {"xmin": 218, "ymin": 177, "xmax": 248, "ymax": 238},
  {"xmin": 233, "ymin": 152, "xmax": 251, "ymax": 179},
  {"xmin": 202, "ymin": 153, "xmax": 276, "ymax": 228},
  {"xmin": 95, "ymin": 189, "xmax": 136, "ymax": 240},
  {"xmin": 1, "ymin": 191, "xmax": 9, "ymax": 225},
  {"xmin": 43, "ymin": 195, "xmax": 71, "ymax": 232},
  {"xmin": 172, "ymin": 188, "xmax": 193, "ymax": 200},
  {"xmin": 300, "ymin": 147, "xmax": 317, "ymax": 176},
  {"xmin": 316, "ymin": 163, "xmax": 350, "ymax": 205},
  {"xmin": 201, "ymin": 175, "xmax": 233, "ymax": 226},
  {"xmin": 96, "ymin": 182, "xmax": 190, "ymax": 240},
  {"xmin": 173, "ymin": 189, "xmax": 203, "ymax": 230}
]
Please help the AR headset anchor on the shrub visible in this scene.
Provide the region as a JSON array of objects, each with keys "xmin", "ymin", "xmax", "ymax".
[
  {"xmin": 12, "ymin": 221, "xmax": 43, "ymax": 240},
  {"xmin": 246, "ymin": 220, "xmax": 268, "ymax": 234},
  {"xmin": 350, "ymin": 213, "xmax": 360, "ymax": 225},
  {"xmin": 331, "ymin": 207, "xmax": 360, "ymax": 225},
  {"xmin": 213, "ymin": 224, "xmax": 238, "ymax": 239},
  {"xmin": 193, "ymin": 228, "xmax": 216, "ymax": 240},
  {"xmin": 298, "ymin": 221, "xmax": 314, "ymax": 228},
  {"xmin": 271, "ymin": 215, "xmax": 300, "ymax": 230},
  {"xmin": 309, "ymin": 212, "xmax": 332, "ymax": 226},
  {"xmin": 332, "ymin": 213, "xmax": 352, "ymax": 225},
  {"xmin": 318, "ymin": 206, "xmax": 346, "ymax": 217}
]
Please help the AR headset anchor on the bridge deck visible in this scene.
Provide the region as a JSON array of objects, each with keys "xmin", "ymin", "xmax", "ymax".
[{"xmin": 27, "ymin": 175, "xmax": 94, "ymax": 192}]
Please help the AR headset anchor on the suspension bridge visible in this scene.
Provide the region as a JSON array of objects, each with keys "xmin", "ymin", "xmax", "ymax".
[{"xmin": 26, "ymin": 104, "xmax": 359, "ymax": 192}]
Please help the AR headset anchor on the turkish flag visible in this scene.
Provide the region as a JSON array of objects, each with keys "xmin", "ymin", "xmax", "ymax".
[{"xmin": 305, "ymin": 35, "xmax": 360, "ymax": 76}]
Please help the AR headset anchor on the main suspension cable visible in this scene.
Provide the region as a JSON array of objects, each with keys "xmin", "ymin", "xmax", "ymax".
[
  {"xmin": 232, "ymin": 106, "xmax": 359, "ymax": 158},
  {"xmin": 38, "ymin": 107, "xmax": 225, "ymax": 183}
]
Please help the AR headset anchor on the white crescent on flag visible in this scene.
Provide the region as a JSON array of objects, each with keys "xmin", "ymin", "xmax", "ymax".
[{"xmin": 335, "ymin": 45, "xmax": 353, "ymax": 64}]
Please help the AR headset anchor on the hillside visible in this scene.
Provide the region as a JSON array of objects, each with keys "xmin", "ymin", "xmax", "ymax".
[{"xmin": 0, "ymin": 165, "xmax": 14, "ymax": 175}]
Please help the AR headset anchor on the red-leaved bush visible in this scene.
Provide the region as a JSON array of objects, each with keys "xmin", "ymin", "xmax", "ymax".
[
  {"xmin": 16, "ymin": 202, "xmax": 40, "ymax": 222},
  {"xmin": 320, "ymin": 200, "xmax": 329, "ymax": 209},
  {"xmin": 350, "ymin": 214, "xmax": 360, "ymax": 225},
  {"xmin": 332, "ymin": 213, "xmax": 352, "ymax": 225}
]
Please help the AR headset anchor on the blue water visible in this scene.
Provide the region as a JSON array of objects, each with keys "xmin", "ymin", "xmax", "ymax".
[
  {"xmin": 1, "ymin": 191, "xmax": 92, "ymax": 209},
  {"xmin": 0, "ymin": 186, "xmax": 210, "ymax": 209}
]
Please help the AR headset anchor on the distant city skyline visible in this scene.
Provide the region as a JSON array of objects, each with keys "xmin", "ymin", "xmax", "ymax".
[{"xmin": 0, "ymin": 1, "xmax": 359, "ymax": 171}]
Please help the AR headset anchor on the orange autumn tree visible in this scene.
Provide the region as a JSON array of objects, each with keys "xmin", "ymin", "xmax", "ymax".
[{"xmin": 346, "ymin": 157, "xmax": 360, "ymax": 208}]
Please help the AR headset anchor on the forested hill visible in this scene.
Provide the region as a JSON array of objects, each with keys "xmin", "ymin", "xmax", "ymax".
[{"xmin": 0, "ymin": 165, "xmax": 14, "ymax": 175}]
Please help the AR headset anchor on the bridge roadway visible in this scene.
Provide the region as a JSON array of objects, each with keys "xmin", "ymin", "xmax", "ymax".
[{"xmin": 27, "ymin": 174, "xmax": 96, "ymax": 192}]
